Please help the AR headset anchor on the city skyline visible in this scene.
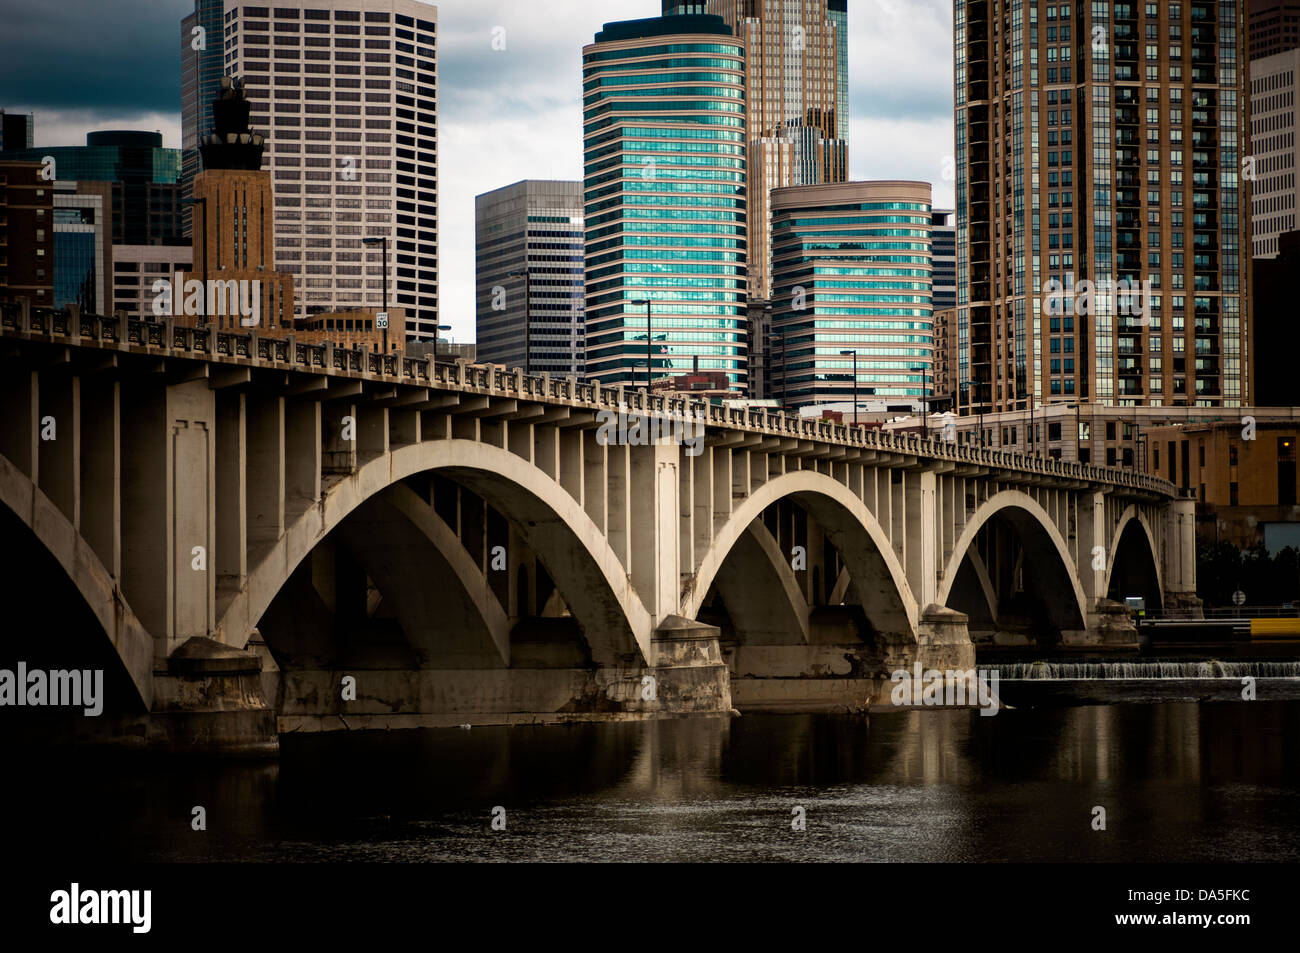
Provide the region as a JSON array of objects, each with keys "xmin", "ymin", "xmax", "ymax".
[{"xmin": 0, "ymin": 0, "xmax": 958, "ymax": 346}]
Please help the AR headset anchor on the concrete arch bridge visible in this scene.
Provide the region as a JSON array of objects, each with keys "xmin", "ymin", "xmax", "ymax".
[{"xmin": 0, "ymin": 305, "xmax": 1196, "ymax": 750}]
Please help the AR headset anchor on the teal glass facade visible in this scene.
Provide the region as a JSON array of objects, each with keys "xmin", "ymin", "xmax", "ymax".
[
  {"xmin": 582, "ymin": 15, "xmax": 749, "ymax": 389},
  {"xmin": 770, "ymin": 182, "xmax": 934, "ymax": 409},
  {"xmin": 0, "ymin": 131, "xmax": 184, "ymax": 247}
]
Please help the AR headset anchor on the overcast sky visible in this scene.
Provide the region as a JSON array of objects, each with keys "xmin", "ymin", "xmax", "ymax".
[{"xmin": 0, "ymin": 0, "xmax": 955, "ymax": 343}]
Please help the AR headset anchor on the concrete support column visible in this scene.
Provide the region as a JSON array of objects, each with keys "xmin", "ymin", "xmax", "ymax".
[
  {"xmin": 247, "ymin": 394, "xmax": 285, "ymax": 547},
  {"xmin": 321, "ymin": 400, "xmax": 357, "ymax": 474},
  {"xmin": 38, "ymin": 370, "xmax": 80, "ymax": 527},
  {"xmin": 0, "ymin": 369, "xmax": 38, "ymax": 480},
  {"xmin": 606, "ymin": 443, "xmax": 629, "ymax": 569},
  {"xmin": 1078, "ymin": 490, "xmax": 1107, "ymax": 607},
  {"xmin": 168, "ymin": 379, "xmax": 217, "ymax": 651},
  {"xmin": 80, "ymin": 376, "xmax": 120, "ymax": 581},
  {"xmin": 215, "ymin": 391, "xmax": 247, "ymax": 600},
  {"xmin": 285, "ymin": 399, "xmax": 321, "ymax": 514},
  {"xmin": 120, "ymin": 378, "xmax": 169, "ymax": 659},
  {"xmin": 691, "ymin": 448, "xmax": 713, "ymax": 569},
  {"xmin": 905, "ymin": 469, "xmax": 938, "ymax": 607},
  {"xmin": 1163, "ymin": 497, "xmax": 1201, "ymax": 615},
  {"xmin": 581, "ymin": 429, "xmax": 606, "ymax": 532},
  {"xmin": 628, "ymin": 441, "xmax": 681, "ymax": 623}
]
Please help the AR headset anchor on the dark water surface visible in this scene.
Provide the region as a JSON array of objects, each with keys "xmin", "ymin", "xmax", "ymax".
[{"xmin": 9, "ymin": 702, "xmax": 1300, "ymax": 862}]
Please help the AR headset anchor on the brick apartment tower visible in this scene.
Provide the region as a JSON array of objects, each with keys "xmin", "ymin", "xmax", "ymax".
[{"xmin": 954, "ymin": 0, "xmax": 1253, "ymax": 414}]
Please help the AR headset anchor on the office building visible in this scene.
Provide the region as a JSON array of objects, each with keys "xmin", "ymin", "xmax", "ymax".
[
  {"xmin": 0, "ymin": 161, "xmax": 54, "ymax": 305},
  {"xmin": 0, "ymin": 111, "xmax": 34, "ymax": 151},
  {"xmin": 770, "ymin": 180, "xmax": 933, "ymax": 411},
  {"xmin": 219, "ymin": 0, "xmax": 440, "ymax": 339},
  {"xmin": 707, "ymin": 0, "xmax": 849, "ymax": 300},
  {"xmin": 931, "ymin": 208, "xmax": 956, "ymax": 309},
  {"xmin": 581, "ymin": 14, "xmax": 749, "ymax": 390},
  {"xmin": 52, "ymin": 180, "xmax": 113, "ymax": 314},
  {"xmin": 1250, "ymin": 0, "xmax": 1300, "ymax": 59},
  {"xmin": 954, "ymin": 0, "xmax": 1253, "ymax": 416},
  {"xmin": 111, "ymin": 245, "xmax": 194, "ymax": 320},
  {"xmin": 181, "ymin": 0, "xmax": 227, "ymax": 236},
  {"xmin": 475, "ymin": 180, "xmax": 584, "ymax": 376},
  {"xmin": 188, "ymin": 76, "xmax": 295, "ymax": 330},
  {"xmin": 1249, "ymin": 48, "xmax": 1299, "ymax": 257},
  {"xmin": 1253, "ymin": 229, "xmax": 1300, "ymax": 406},
  {"xmin": 1, "ymin": 129, "xmax": 185, "ymax": 247},
  {"xmin": 1143, "ymin": 414, "xmax": 1300, "ymax": 549}
]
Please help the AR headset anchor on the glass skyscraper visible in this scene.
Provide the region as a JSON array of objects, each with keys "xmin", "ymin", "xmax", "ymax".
[
  {"xmin": 706, "ymin": 0, "xmax": 849, "ymax": 300},
  {"xmin": 475, "ymin": 180, "xmax": 585, "ymax": 376},
  {"xmin": 181, "ymin": 0, "xmax": 226, "ymax": 237},
  {"xmin": 581, "ymin": 14, "xmax": 749, "ymax": 389},
  {"xmin": 770, "ymin": 181, "xmax": 933, "ymax": 409}
]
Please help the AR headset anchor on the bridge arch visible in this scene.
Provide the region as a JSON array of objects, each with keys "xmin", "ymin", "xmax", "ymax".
[
  {"xmin": 0, "ymin": 455, "xmax": 153, "ymax": 709},
  {"xmin": 687, "ymin": 471, "xmax": 919, "ymax": 643},
  {"xmin": 937, "ymin": 489, "xmax": 1089, "ymax": 637},
  {"xmin": 218, "ymin": 439, "xmax": 654, "ymax": 667},
  {"xmin": 1104, "ymin": 505, "xmax": 1164, "ymax": 612}
]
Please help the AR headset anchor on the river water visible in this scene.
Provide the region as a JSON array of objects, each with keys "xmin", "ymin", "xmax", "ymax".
[{"xmin": 11, "ymin": 700, "xmax": 1300, "ymax": 862}]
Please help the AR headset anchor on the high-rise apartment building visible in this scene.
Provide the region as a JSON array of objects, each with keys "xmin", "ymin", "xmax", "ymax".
[
  {"xmin": 582, "ymin": 14, "xmax": 749, "ymax": 389},
  {"xmin": 475, "ymin": 180, "xmax": 584, "ymax": 376},
  {"xmin": 0, "ymin": 161, "xmax": 54, "ymax": 306},
  {"xmin": 1249, "ymin": 48, "xmax": 1299, "ymax": 256},
  {"xmin": 1250, "ymin": 0, "xmax": 1300, "ymax": 58},
  {"xmin": 931, "ymin": 209, "xmax": 957, "ymax": 310},
  {"xmin": 770, "ymin": 180, "xmax": 933, "ymax": 410},
  {"xmin": 218, "ymin": 0, "xmax": 439, "ymax": 340},
  {"xmin": 706, "ymin": 0, "xmax": 849, "ymax": 300},
  {"xmin": 954, "ymin": 0, "xmax": 1252, "ymax": 414},
  {"xmin": 181, "ymin": 0, "xmax": 226, "ymax": 237}
]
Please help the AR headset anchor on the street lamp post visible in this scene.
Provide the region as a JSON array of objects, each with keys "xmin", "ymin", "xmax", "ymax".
[
  {"xmin": 362, "ymin": 236, "xmax": 389, "ymax": 354},
  {"xmin": 632, "ymin": 298, "xmax": 652, "ymax": 390},
  {"xmin": 840, "ymin": 349, "xmax": 858, "ymax": 428},
  {"xmin": 180, "ymin": 197, "xmax": 208, "ymax": 325},
  {"xmin": 508, "ymin": 269, "xmax": 532, "ymax": 374}
]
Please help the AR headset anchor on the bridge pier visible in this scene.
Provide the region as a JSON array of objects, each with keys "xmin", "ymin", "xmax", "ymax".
[
  {"xmin": 265, "ymin": 616, "xmax": 731, "ymax": 730},
  {"xmin": 724, "ymin": 604, "xmax": 975, "ymax": 713}
]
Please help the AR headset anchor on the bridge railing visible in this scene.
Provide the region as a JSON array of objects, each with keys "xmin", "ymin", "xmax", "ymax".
[{"xmin": 1, "ymin": 303, "xmax": 1183, "ymax": 499}]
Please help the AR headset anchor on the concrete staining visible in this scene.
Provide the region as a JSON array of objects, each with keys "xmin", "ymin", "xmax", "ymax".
[{"xmin": 0, "ymin": 303, "xmax": 1197, "ymax": 752}]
